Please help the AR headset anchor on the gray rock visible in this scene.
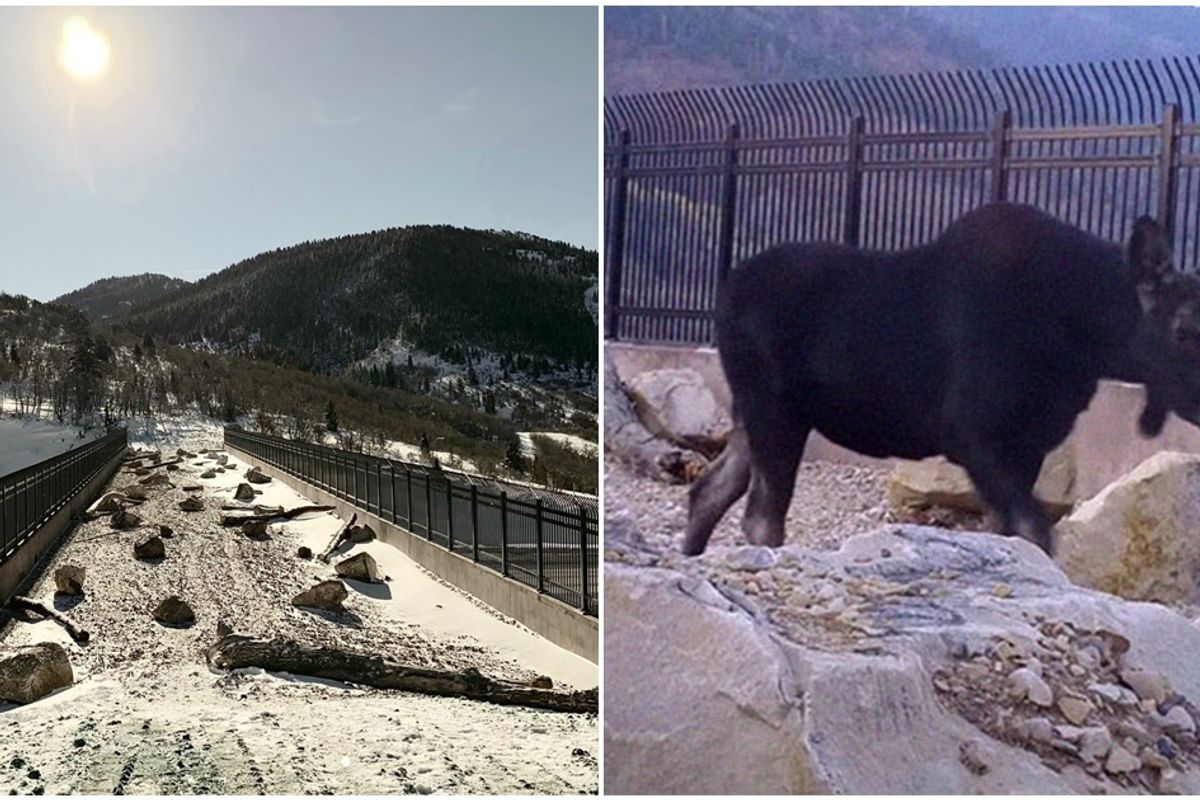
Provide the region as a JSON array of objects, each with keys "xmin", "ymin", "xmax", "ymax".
[
  {"xmin": 234, "ymin": 483, "xmax": 256, "ymax": 502},
  {"xmin": 291, "ymin": 580, "xmax": 347, "ymax": 612},
  {"xmin": 241, "ymin": 520, "xmax": 269, "ymax": 540},
  {"xmin": 133, "ymin": 536, "xmax": 165, "ymax": 561},
  {"xmin": 158, "ymin": 524, "xmax": 174, "ymax": 539},
  {"xmin": 1021, "ymin": 717, "xmax": 1054, "ymax": 743},
  {"xmin": 335, "ymin": 552, "xmax": 380, "ymax": 583},
  {"xmin": 53, "ymin": 565, "xmax": 85, "ymax": 596},
  {"xmin": 123, "ymin": 485, "xmax": 149, "ymax": 501},
  {"xmin": 1058, "ymin": 695, "xmax": 1095, "ymax": 726},
  {"xmin": 624, "ymin": 367, "xmax": 732, "ymax": 451},
  {"xmin": 1010, "ymin": 667, "xmax": 1053, "ymax": 707},
  {"xmin": 200, "ymin": 470, "xmax": 217, "ymax": 479},
  {"xmin": 90, "ymin": 492, "xmax": 127, "ymax": 514},
  {"xmin": 1104, "ymin": 743, "xmax": 1140, "ymax": 774},
  {"xmin": 0, "ymin": 643, "xmax": 73, "ymax": 704},
  {"xmin": 1163, "ymin": 705, "xmax": 1196, "ymax": 734},
  {"xmin": 529, "ymin": 675, "xmax": 553, "ymax": 690},
  {"xmin": 110, "ymin": 508, "xmax": 142, "ymax": 530},
  {"xmin": 139, "ymin": 472, "xmax": 170, "ymax": 487},
  {"xmin": 178, "ymin": 496, "xmax": 204, "ymax": 512},
  {"xmin": 297, "ymin": 546, "xmax": 313, "ymax": 559},
  {"xmin": 347, "ymin": 524, "xmax": 376, "ymax": 544},
  {"xmin": 153, "ymin": 596, "xmax": 195, "ymax": 627},
  {"xmin": 245, "ymin": 467, "xmax": 272, "ymax": 485},
  {"xmin": 1078, "ymin": 727, "xmax": 1113, "ymax": 763},
  {"xmin": 1120, "ymin": 668, "xmax": 1170, "ymax": 705},
  {"xmin": 216, "ymin": 619, "xmax": 233, "ymax": 638}
]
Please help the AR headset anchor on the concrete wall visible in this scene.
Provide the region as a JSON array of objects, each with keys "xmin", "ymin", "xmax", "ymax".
[
  {"xmin": 227, "ymin": 446, "xmax": 599, "ymax": 663},
  {"xmin": 608, "ymin": 341, "xmax": 1200, "ymax": 503},
  {"xmin": 0, "ymin": 447, "xmax": 127, "ymax": 603}
]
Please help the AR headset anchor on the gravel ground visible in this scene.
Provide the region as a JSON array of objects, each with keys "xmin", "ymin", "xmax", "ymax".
[
  {"xmin": 604, "ymin": 454, "xmax": 895, "ymax": 556},
  {"xmin": 0, "ymin": 450, "xmax": 597, "ymax": 795}
]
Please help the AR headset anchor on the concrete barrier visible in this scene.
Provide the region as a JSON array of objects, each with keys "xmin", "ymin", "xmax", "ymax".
[
  {"xmin": 0, "ymin": 447, "xmax": 127, "ymax": 603},
  {"xmin": 227, "ymin": 445, "xmax": 599, "ymax": 663},
  {"xmin": 608, "ymin": 341, "xmax": 1200, "ymax": 504}
]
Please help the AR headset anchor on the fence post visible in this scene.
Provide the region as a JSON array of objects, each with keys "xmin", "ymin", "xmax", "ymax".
[
  {"xmin": 989, "ymin": 109, "xmax": 1011, "ymax": 203},
  {"xmin": 446, "ymin": 479, "xmax": 454, "ymax": 551},
  {"xmin": 500, "ymin": 490, "xmax": 509, "ymax": 577},
  {"xmin": 716, "ymin": 123, "xmax": 741, "ymax": 284},
  {"xmin": 841, "ymin": 116, "xmax": 865, "ymax": 246},
  {"xmin": 605, "ymin": 129, "xmax": 631, "ymax": 340},
  {"xmin": 470, "ymin": 485, "xmax": 479, "ymax": 562},
  {"xmin": 405, "ymin": 467, "xmax": 413, "ymax": 529},
  {"xmin": 389, "ymin": 465, "xmax": 397, "ymax": 524},
  {"xmin": 425, "ymin": 474, "xmax": 433, "ymax": 539},
  {"xmin": 535, "ymin": 499, "xmax": 545, "ymax": 593},
  {"xmin": 1157, "ymin": 103, "xmax": 1181, "ymax": 234},
  {"xmin": 579, "ymin": 505, "xmax": 589, "ymax": 613}
]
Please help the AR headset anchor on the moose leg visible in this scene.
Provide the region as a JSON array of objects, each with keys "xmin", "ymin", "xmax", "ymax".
[
  {"xmin": 952, "ymin": 434, "xmax": 1050, "ymax": 553},
  {"xmin": 683, "ymin": 428, "xmax": 752, "ymax": 556},
  {"xmin": 741, "ymin": 414, "xmax": 806, "ymax": 548}
]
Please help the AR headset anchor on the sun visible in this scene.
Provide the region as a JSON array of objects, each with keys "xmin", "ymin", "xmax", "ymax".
[{"xmin": 58, "ymin": 16, "xmax": 110, "ymax": 82}]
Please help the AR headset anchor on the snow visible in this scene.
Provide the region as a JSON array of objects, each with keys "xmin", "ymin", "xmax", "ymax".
[
  {"xmin": 518, "ymin": 431, "xmax": 599, "ymax": 460},
  {"xmin": 0, "ymin": 415, "xmax": 91, "ymax": 475}
]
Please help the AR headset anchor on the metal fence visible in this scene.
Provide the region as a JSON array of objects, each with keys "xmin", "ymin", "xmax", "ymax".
[
  {"xmin": 605, "ymin": 55, "xmax": 1200, "ymax": 345},
  {"xmin": 224, "ymin": 428, "xmax": 598, "ymax": 616},
  {"xmin": 0, "ymin": 428, "xmax": 128, "ymax": 570}
]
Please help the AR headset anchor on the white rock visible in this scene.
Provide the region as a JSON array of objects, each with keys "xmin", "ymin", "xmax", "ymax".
[
  {"xmin": 1010, "ymin": 668, "xmax": 1053, "ymax": 707},
  {"xmin": 888, "ymin": 448, "xmax": 1075, "ymax": 518},
  {"xmin": 1078, "ymin": 727, "xmax": 1113, "ymax": 762},
  {"xmin": 623, "ymin": 368, "xmax": 732, "ymax": 450},
  {"xmin": 1105, "ymin": 743, "xmax": 1140, "ymax": 774},
  {"xmin": 1163, "ymin": 705, "xmax": 1196, "ymax": 734}
]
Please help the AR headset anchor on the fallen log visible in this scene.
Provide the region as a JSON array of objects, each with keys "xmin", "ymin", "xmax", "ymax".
[
  {"xmin": 219, "ymin": 504, "xmax": 285, "ymax": 514},
  {"xmin": 133, "ymin": 457, "xmax": 183, "ymax": 471},
  {"xmin": 9, "ymin": 596, "xmax": 90, "ymax": 644},
  {"xmin": 219, "ymin": 504, "xmax": 334, "ymax": 527},
  {"xmin": 319, "ymin": 513, "xmax": 357, "ymax": 563},
  {"xmin": 207, "ymin": 635, "xmax": 596, "ymax": 713}
]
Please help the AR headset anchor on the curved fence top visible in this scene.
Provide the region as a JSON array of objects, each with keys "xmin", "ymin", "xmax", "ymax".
[{"xmin": 605, "ymin": 54, "xmax": 1200, "ymax": 143}]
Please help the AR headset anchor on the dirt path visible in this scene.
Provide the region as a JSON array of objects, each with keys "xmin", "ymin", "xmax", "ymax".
[{"xmin": 0, "ymin": 448, "xmax": 597, "ymax": 795}]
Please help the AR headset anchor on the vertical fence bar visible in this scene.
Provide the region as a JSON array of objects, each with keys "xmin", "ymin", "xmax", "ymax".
[
  {"xmin": 579, "ymin": 505, "xmax": 589, "ymax": 613},
  {"xmin": 406, "ymin": 467, "xmax": 413, "ymax": 529},
  {"xmin": 535, "ymin": 498, "xmax": 545, "ymax": 594},
  {"xmin": 716, "ymin": 123, "xmax": 741, "ymax": 284},
  {"xmin": 842, "ymin": 116, "xmax": 866, "ymax": 246},
  {"xmin": 446, "ymin": 479, "xmax": 454, "ymax": 551},
  {"xmin": 1157, "ymin": 103, "xmax": 1181, "ymax": 233},
  {"xmin": 605, "ymin": 129, "xmax": 631, "ymax": 340},
  {"xmin": 425, "ymin": 474, "xmax": 433, "ymax": 539},
  {"xmin": 990, "ymin": 109, "xmax": 1012, "ymax": 203},
  {"xmin": 389, "ymin": 465, "xmax": 397, "ymax": 524},
  {"xmin": 500, "ymin": 490, "xmax": 509, "ymax": 577},
  {"xmin": 470, "ymin": 485, "xmax": 479, "ymax": 562}
]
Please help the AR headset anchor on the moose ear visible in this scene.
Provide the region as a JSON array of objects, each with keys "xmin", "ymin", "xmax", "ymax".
[{"xmin": 1128, "ymin": 216, "xmax": 1174, "ymax": 284}]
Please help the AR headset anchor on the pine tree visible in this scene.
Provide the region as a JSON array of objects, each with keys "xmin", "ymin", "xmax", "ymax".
[
  {"xmin": 222, "ymin": 387, "xmax": 238, "ymax": 422},
  {"xmin": 505, "ymin": 435, "xmax": 526, "ymax": 473},
  {"xmin": 325, "ymin": 400, "xmax": 339, "ymax": 433},
  {"xmin": 484, "ymin": 391, "xmax": 496, "ymax": 415},
  {"xmin": 133, "ymin": 343, "xmax": 143, "ymax": 361}
]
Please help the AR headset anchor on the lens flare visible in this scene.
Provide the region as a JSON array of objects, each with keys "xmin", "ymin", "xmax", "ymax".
[{"xmin": 58, "ymin": 16, "xmax": 110, "ymax": 81}]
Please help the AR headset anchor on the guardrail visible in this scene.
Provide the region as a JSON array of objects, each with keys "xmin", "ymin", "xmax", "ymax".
[
  {"xmin": 1, "ymin": 427, "xmax": 128, "ymax": 570},
  {"xmin": 224, "ymin": 428, "xmax": 598, "ymax": 616}
]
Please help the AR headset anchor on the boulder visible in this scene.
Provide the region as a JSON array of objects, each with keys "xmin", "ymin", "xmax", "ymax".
[
  {"xmin": 200, "ymin": 470, "xmax": 217, "ymax": 479},
  {"xmin": 234, "ymin": 483, "xmax": 256, "ymax": 502},
  {"xmin": 139, "ymin": 472, "xmax": 171, "ymax": 487},
  {"xmin": 90, "ymin": 492, "xmax": 127, "ymax": 514},
  {"xmin": 888, "ymin": 447, "xmax": 1076, "ymax": 521},
  {"xmin": 529, "ymin": 675, "xmax": 553, "ymax": 690},
  {"xmin": 240, "ymin": 520, "xmax": 269, "ymax": 540},
  {"xmin": 178, "ymin": 496, "xmax": 204, "ymax": 512},
  {"xmin": 347, "ymin": 524, "xmax": 376, "ymax": 544},
  {"xmin": 604, "ymin": 359, "xmax": 709, "ymax": 484},
  {"xmin": 605, "ymin": 526, "xmax": 1200, "ymax": 794},
  {"xmin": 216, "ymin": 454, "xmax": 230, "ymax": 465},
  {"xmin": 624, "ymin": 367, "xmax": 732, "ymax": 453},
  {"xmin": 153, "ymin": 596, "xmax": 195, "ymax": 627},
  {"xmin": 0, "ymin": 643, "xmax": 73, "ymax": 705},
  {"xmin": 1053, "ymin": 451, "xmax": 1200, "ymax": 605},
  {"xmin": 53, "ymin": 565, "xmax": 85, "ymax": 596},
  {"xmin": 297, "ymin": 546, "xmax": 313, "ymax": 560},
  {"xmin": 110, "ymin": 508, "xmax": 142, "ymax": 530},
  {"xmin": 335, "ymin": 552, "xmax": 380, "ymax": 583},
  {"xmin": 166, "ymin": 463, "xmax": 179, "ymax": 472},
  {"xmin": 291, "ymin": 580, "xmax": 348, "ymax": 612},
  {"xmin": 133, "ymin": 536, "xmax": 165, "ymax": 561},
  {"xmin": 123, "ymin": 485, "xmax": 149, "ymax": 501},
  {"xmin": 245, "ymin": 467, "xmax": 272, "ymax": 485},
  {"xmin": 158, "ymin": 524, "xmax": 174, "ymax": 539}
]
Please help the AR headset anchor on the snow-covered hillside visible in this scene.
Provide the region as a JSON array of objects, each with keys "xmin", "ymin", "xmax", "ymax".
[{"xmin": 0, "ymin": 416, "xmax": 92, "ymax": 475}]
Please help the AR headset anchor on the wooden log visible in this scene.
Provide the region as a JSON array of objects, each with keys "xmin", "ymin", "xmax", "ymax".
[
  {"xmin": 219, "ymin": 504, "xmax": 335, "ymax": 527},
  {"xmin": 318, "ymin": 513, "xmax": 357, "ymax": 563},
  {"xmin": 9, "ymin": 596, "xmax": 90, "ymax": 644},
  {"xmin": 134, "ymin": 457, "xmax": 183, "ymax": 471},
  {"xmin": 219, "ymin": 504, "xmax": 285, "ymax": 514},
  {"xmin": 206, "ymin": 635, "xmax": 596, "ymax": 713}
]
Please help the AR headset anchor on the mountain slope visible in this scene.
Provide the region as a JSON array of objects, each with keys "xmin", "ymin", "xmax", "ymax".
[
  {"xmin": 55, "ymin": 274, "xmax": 191, "ymax": 321},
  {"xmin": 113, "ymin": 225, "xmax": 598, "ymax": 380}
]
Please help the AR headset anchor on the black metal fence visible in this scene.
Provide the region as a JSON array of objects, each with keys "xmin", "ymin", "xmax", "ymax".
[
  {"xmin": 0, "ymin": 428, "xmax": 128, "ymax": 570},
  {"xmin": 224, "ymin": 428, "xmax": 599, "ymax": 616},
  {"xmin": 605, "ymin": 55, "xmax": 1200, "ymax": 345}
]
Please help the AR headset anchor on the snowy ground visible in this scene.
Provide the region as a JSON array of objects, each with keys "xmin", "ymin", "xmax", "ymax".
[
  {"xmin": 0, "ymin": 416, "xmax": 92, "ymax": 475},
  {"xmin": 516, "ymin": 432, "xmax": 598, "ymax": 460},
  {"xmin": 0, "ymin": 449, "xmax": 597, "ymax": 794}
]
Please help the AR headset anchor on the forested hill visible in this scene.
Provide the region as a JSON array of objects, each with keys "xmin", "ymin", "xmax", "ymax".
[
  {"xmin": 112, "ymin": 225, "xmax": 598, "ymax": 377},
  {"xmin": 55, "ymin": 274, "xmax": 190, "ymax": 322}
]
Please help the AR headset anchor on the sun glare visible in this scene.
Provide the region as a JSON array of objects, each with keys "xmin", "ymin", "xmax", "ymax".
[{"xmin": 58, "ymin": 16, "xmax": 110, "ymax": 82}]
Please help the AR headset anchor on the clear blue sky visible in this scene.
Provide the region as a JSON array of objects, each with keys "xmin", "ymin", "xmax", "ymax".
[{"xmin": 0, "ymin": 7, "xmax": 599, "ymax": 301}]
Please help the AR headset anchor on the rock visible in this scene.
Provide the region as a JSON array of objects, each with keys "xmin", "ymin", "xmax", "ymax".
[
  {"xmin": 1058, "ymin": 695, "xmax": 1095, "ymax": 726},
  {"xmin": 1120, "ymin": 668, "xmax": 1170, "ymax": 705},
  {"xmin": 234, "ymin": 483, "xmax": 256, "ymax": 502},
  {"xmin": 182, "ymin": 484, "xmax": 202, "ymax": 492},
  {"xmin": 158, "ymin": 525, "xmax": 174, "ymax": 539},
  {"xmin": 178, "ymin": 496, "xmax": 204, "ymax": 512},
  {"xmin": 335, "ymin": 552, "xmax": 380, "ymax": 583},
  {"xmin": 53, "ymin": 565, "xmax": 85, "ymax": 596},
  {"xmin": 110, "ymin": 508, "xmax": 142, "ymax": 530},
  {"xmin": 888, "ymin": 449, "xmax": 1075, "ymax": 520},
  {"xmin": 139, "ymin": 472, "xmax": 170, "ymax": 487},
  {"xmin": 241, "ymin": 520, "xmax": 269, "ymax": 540},
  {"xmin": 200, "ymin": 470, "xmax": 217, "ymax": 479},
  {"xmin": 245, "ymin": 467, "xmax": 272, "ymax": 485},
  {"xmin": 529, "ymin": 675, "xmax": 553, "ymax": 690},
  {"xmin": 1105, "ymin": 743, "xmax": 1140, "ymax": 774},
  {"xmin": 296, "ymin": 546, "xmax": 313, "ymax": 559},
  {"xmin": 216, "ymin": 620, "xmax": 233, "ymax": 638},
  {"xmin": 347, "ymin": 525, "xmax": 376, "ymax": 544},
  {"xmin": 153, "ymin": 596, "xmax": 195, "ymax": 627},
  {"xmin": 123, "ymin": 485, "xmax": 149, "ymax": 501},
  {"xmin": 291, "ymin": 580, "xmax": 347, "ymax": 612},
  {"xmin": 166, "ymin": 463, "xmax": 179, "ymax": 472},
  {"xmin": 1078, "ymin": 726, "xmax": 1113, "ymax": 762},
  {"xmin": 0, "ymin": 643, "xmax": 73, "ymax": 705},
  {"xmin": 1157, "ymin": 736, "xmax": 1180, "ymax": 760},
  {"xmin": 90, "ymin": 492, "xmax": 127, "ymax": 514},
  {"xmin": 1163, "ymin": 705, "xmax": 1196, "ymax": 734},
  {"xmin": 216, "ymin": 454, "xmax": 229, "ymax": 465},
  {"xmin": 1054, "ymin": 451, "xmax": 1200, "ymax": 604},
  {"xmin": 1088, "ymin": 682, "xmax": 1137, "ymax": 706},
  {"xmin": 133, "ymin": 536, "xmax": 165, "ymax": 561},
  {"xmin": 1010, "ymin": 667, "xmax": 1053, "ymax": 707},
  {"xmin": 958, "ymin": 741, "xmax": 989, "ymax": 775},
  {"xmin": 604, "ymin": 525, "xmax": 1200, "ymax": 794},
  {"xmin": 623, "ymin": 367, "xmax": 732, "ymax": 452},
  {"xmin": 1142, "ymin": 745, "xmax": 1170, "ymax": 769},
  {"xmin": 1021, "ymin": 717, "xmax": 1054, "ymax": 743},
  {"xmin": 604, "ymin": 358, "xmax": 710, "ymax": 485}
]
